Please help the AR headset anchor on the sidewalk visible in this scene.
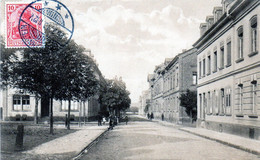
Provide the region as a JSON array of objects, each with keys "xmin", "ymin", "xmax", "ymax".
[
  {"xmin": 137, "ymin": 115, "xmax": 260, "ymax": 155},
  {"xmin": 24, "ymin": 125, "xmax": 107, "ymax": 155},
  {"xmin": 180, "ymin": 127, "xmax": 260, "ymax": 155},
  {"xmin": 17, "ymin": 124, "xmax": 109, "ymax": 160}
]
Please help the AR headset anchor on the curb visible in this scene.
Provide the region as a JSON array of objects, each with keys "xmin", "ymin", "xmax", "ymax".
[
  {"xmin": 72, "ymin": 128, "xmax": 109, "ymax": 160},
  {"xmin": 179, "ymin": 128, "xmax": 260, "ymax": 155}
]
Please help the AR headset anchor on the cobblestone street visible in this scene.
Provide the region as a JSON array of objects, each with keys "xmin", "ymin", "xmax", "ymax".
[{"xmin": 81, "ymin": 117, "xmax": 260, "ymax": 160}]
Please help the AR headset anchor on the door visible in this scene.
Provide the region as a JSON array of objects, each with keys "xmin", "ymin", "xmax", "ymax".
[{"xmin": 41, "ymin": 97, "xmax": 49, "ymax": 117}]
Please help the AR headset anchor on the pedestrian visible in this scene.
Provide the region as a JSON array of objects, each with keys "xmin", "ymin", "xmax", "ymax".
[
  {"xmin": 102, "ymin": 116, "xmax": 106, "ymax": 125},
  {"xmin": 151, "ymin": 112, "xmax": 154, "ymax": 120},
  {"xmin": 147, "ymin": 113, "xmax": 150, "ymax": 119},
  {"xmin": 65, "ymin": 114, "xmax": 68, "ymax": 127},
  {"xmin": 125, "ymin": 115, "xmax": 128, "ymax": 125},
  {"xmin": 98, "ymin": 114, "xmax": 102, "ymax": 126},
  {"xmin": 161, "ymin": 113, "xmax": 164, "ymax": 121},
  {"xmin": 109, "ymin": 116, "xmax": 114, "ymax": 130},
  {"xmin": 114, "ymin": 116, "xmax": 117, "ymax": 126}
]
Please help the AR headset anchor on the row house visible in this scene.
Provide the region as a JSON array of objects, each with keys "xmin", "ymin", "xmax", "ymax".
[
  {"xmin": 148, "ymin": 48, "xmax": 197, "ymax": 123},
  {"xmin": 0, "ymin": 50, "xmax": 106, "ymax": 122},
  {"xmin": 193, "ymin": 0, "xmax": 260, "ymax": 139}
]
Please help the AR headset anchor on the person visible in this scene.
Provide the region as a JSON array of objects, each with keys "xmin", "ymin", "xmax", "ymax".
[
  {"xmin": 65, "ymin": 114, "xmax": 68, "ymax": 127},
  {"xmin": 147, "ymin": 113, "xmax": 150, "ymax": 119},
  {"xmin": 98, "ymin": 114, "xmax": 102, "ymax": 126},
  {"xmin": 102, "ymin": 116, "xmax": 106, "ymax": 125},
  {"xmin": 151, "ymin": 112, "xmax": 154, "ymax": 120},
  {"xmin": 113, "ymin": 116, "xmax": 117, "ymax": 126},
  {"xmin": 125, "ymin": 115, "xmax": 128, "ymax": 125},
  {"xmin": 109, "ymin": 116, "xmax": 114, "ymax": 130},
  {"xmin": 161, "ymin": 113, "xmax": 164, "ymax": 121}
]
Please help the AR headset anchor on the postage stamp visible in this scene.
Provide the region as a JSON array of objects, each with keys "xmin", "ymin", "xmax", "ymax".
[
  {"xmin": 6, "ymin": 0, "xmax": 74, "ymax": 49},
  {"xmin": 6, "ymin": 2, "xmax": 44, "ymax": 48}
]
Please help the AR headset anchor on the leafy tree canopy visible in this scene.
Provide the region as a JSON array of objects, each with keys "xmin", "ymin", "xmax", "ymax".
[{"xmin": 179, "ymin": 89, "xmax": 197, "ymax": 120}]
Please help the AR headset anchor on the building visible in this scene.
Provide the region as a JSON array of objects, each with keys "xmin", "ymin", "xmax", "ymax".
[
  {"xmin": 148, "ymin": 48, "xmax": 197, "ymax": 123},
  {"xmin": 193, "ymin": 0, "xmax": 260, "ymax": 139},
  {"xmin": 0, "ymin": 50, "xmax": 106, "ymax": 122},
  {"xmin": 138, "ymin": 90, "xmax": 151, "ymax": 116}
]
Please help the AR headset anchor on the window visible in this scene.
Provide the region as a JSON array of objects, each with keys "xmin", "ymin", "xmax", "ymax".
[
  {"xmin": 172, "ymin": 74, "xmax": 175, "ymax": 89},
  {"xmin": 13, "ymin": 95, "xmax": 30, "ymax": 111},
  {"xmin": 71, "ymin": 101, "xmax": 79, "ymax": 111},
  {"xmin": 199, "ymin": 61, "xmax": 202, "ymax": 78},
  {"xmin": 213, "ymin": 51, "xmax": 217, "ymax": 72},
  {"xmin": 225, "ymin": 88, "xmax": 231, "ymax": 115},
  {"xmin": 220, "ymin": 88, "xmax": 225, "ymax": 115},
  {"xmin": 202, "ymin": 59, "xmax": 206, "ymax": 76},
  {"xmin": 227, "ymin": 41, "xmax": 231, "ymax": 67},
  {"xmin": 199, "ymin": 94, "xmax": 202, "ymax": 118},
  {"xmin": 251, "ymin": 74, "xmax": 257, "ymax": 114},
  {"xmin": 192, "ymin": 72, "xmax": 197, "ymax": 85},
  {"xmin": 207, "ymin": 55, "xmax": 211, "ymax": 75},
  {"xmin": 220, "ymin": 47, "xmax": 224, "ymax": 69},
  {"xmin": 203, "ymin": 93, "xmax": 206, "ymax": 119},
  {"xmin": 176, "ymin": 72, "xmax": 178, "ymax": 87},
  {"xmin": 207, "ymin": 92, "xmax": 212, "ymax": 114},
  {"xmin": 238, "ymin": 82, "xmax": 243, "ymax": 113},
  {"xmin": 250, "ymin": 16, "xmax": 258, "ymax": 54},
  {"xmin": 237, "ymin": 26, "xmax": 243, "ymax": 60}
]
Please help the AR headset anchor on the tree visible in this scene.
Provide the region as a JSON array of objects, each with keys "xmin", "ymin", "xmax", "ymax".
[
  {"xmin": 99, "ymin": 77, "xmax": 131, "ymax": 117},
  {"xmin": 179, "ymin": 89, "xmax": 197, "ymax": 122},
  {"xmin": 8, "ymin": 24, "xmax": 97, "ymax": 134},
  {"xmin": 0, "ymin": 35, "xmax": 17, "ymax": 88},
  {"xmin": 55, "ymin": 42, "xmax": 99, "ymax": 129}
]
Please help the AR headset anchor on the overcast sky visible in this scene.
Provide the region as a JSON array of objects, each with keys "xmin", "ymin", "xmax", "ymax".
[{"xmin": 1, "ymin": 0, "xmax": 222, "ymax": 103}]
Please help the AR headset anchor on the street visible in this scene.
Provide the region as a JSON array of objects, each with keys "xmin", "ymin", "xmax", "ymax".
[{"xmin": 80, "ymin": 115, "xmax": 259, "ymax": 160}]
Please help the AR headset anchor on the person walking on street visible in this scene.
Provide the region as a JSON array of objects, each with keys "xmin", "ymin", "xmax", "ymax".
[
  {"xmin": 98, "ymin": 114, "xmax": 102, "ymax": 126},
  {"xmin": 102, "ymin": 116, "xmax": 106, "ymax": 125},
  {"xmin": 151, "ymin": 112, "xmax": 154, "ymax": 120},
  {"xmin": 161, "ymin": 113, "xmax": 164, "ymax": 121},
  {"xmin": 109, "ymin": 116, "xmax": 114, "ymax": 130}
]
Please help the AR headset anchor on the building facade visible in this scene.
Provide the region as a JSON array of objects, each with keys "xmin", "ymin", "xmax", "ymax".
[
  {"xmin": 138, "ymin": 90, "xmax": 151, "ymax": 116},
  {"xmin": 194, "ymin": 0, "xmax": 260, "ymax": 139},
  {"xmin": 148, "ymin": 48, "xmax": 197, "ymax": 123},
  {"xmin": 0, "ymin": 50, "xmax": 105, "ymax": 122}
]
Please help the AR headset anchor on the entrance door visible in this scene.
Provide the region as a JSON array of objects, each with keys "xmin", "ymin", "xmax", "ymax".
[{"xmin": 41, "ymin": 97, "xmax": 49, "ymax": 117}]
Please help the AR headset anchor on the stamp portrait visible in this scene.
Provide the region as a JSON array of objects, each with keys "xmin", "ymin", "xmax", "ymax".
[{"xmin": 6, "ymin": 2, "xmax": 43, "ymax": 48}]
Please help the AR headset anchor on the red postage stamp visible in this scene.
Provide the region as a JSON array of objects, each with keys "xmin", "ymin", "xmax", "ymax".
[{"xmin": 6, "ymin": 2, "xmax": 43, "ymax": 48}]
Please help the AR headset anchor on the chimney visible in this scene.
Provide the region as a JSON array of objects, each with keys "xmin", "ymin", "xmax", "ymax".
[
  {"xmin": 206, "ymin": 15, "xmax": 214, "ymax": 29},
  {"xmin": 200, "ymin": 23, "xmax": 207, "ymax": 37},
  {"xmin": 222, "ymin": 0, "xmax": 236, "ymax": 13},
  {"xmin": 213, "ymin": 7, "xmax": 223, "ymax": 23}
]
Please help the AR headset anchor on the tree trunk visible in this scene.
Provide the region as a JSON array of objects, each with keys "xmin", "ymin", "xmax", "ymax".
[
  {"xmin": 83, "ymin": 101, "xmax": 86, "ymax": 125},
  {"xmin": 67, "ymin": 100, "xmax": 71, "ymax": 130},
  {"xmin": 190, "ymin": 110, "xmax": 192, "ymax": 124},
  {"xmin": 49, "ymin": 97, "xmax": 54, "ymax": 134},
  {"xmin": 34, "ymin": 95, "xmax": 39, "ymax": 124},
  {"xmin": 79, "ymin": 101, "xmax": 82, "ymax": 127}
]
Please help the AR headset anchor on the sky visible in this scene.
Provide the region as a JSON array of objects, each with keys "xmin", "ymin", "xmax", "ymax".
[{"xmin": 0, "ymin": 0, "xmax": 222, "ymax": 103}]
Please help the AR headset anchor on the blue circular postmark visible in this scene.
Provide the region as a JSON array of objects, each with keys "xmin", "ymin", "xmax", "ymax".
[{"xmin": 18, "ymin": 0, "xmax": 74, "ymax": 51}]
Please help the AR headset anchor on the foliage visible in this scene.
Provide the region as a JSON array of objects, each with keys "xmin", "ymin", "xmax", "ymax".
[
  {"xmin": 0, "ymin": 35, "xmax": 18, "ymax": 88},
  {"xmin": 99, "ymin": 77, "xmax": 131, "ymax": 114},
  {"xmin": 179, "ymin": 89, "xmax": 197, "ymax": 121},
  {"xmin": 127, "ymin": 107, "xmax": 138, "ymax": 112},
  {"xmin": 3, "ymin": 24, "xmax": 99, "ymax": 132}
]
